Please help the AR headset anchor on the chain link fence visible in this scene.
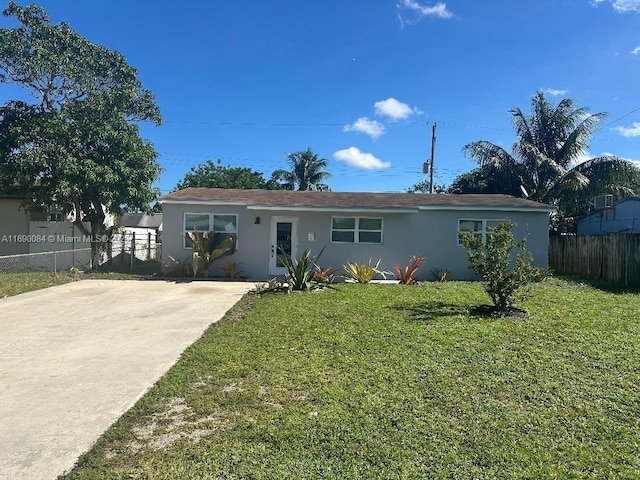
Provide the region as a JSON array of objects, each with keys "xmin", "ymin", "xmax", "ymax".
[
  {"xmin": 103, "ymin": 232, "xmax": 161, "ymax": 268},
  {"xmin": 0, "ymin": 232, "xmax": 161, "ymax": 274},
  {"xmin": 0, "ymin": 248, "xmax": 92, "ymax": 274}
]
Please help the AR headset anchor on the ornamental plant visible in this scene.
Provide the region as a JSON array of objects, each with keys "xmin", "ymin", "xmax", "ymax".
[
  {"xmin": 393, "ymin": 255, "xmax": 426, "ymax": 285},
  {"xmin": 278, "ymin": 247, "xmax": 326, "ymax": 291},
  {"xmin": 342, "ymin": 258, "xmax": 387, "ymax": 283},
  {"xmin": 459, "ymin": 221, "xmax": 538, "ymax": 314},
  {"xmin": 185, "ymin": 228, "xmax": 236, "ymax": 277}
]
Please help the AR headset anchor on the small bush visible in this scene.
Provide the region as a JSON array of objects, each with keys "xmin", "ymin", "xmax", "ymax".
[
  {"xmin": 459, "ymin": 221, "xmax": 538, "ymax": 314},
  {"xmin": 432, "ymin": 268, "xmax": 453, "ymax": 282},
  {"xmin": 254, "ymin": 278, "xmax": 288, "ymax": 294},
  {"xmin": 342, "ymin": 258, "xmax": 387, "ymax": 283},
  {"xmin": 279, "ymin": 247, "xmax": 326, "ymax": 291},
  {"xmin": 161, "ymin": 255, "xmax": 193, "ymax": 277},
  {"xmin": 221, "ymin": 261, "xmax": 242, "ymax": 280},
  {"xmin": 393, "ymin": 255, "xmax": 425, "ymax": 284},
  {"xmin": 185, "ymin": 228, "xmax": 236, "ymax": 277},
  {"xmin": 313, "ymin": 266, "xmax": 338, "ymax": 285}
]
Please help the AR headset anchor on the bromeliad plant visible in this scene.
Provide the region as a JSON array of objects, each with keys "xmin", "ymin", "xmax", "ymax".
[
  {"xmin": 342, "ymin": 258, "xmax": 387, "ymax": 283},
  {"xmin": 185, "ymin": 228, "xmax": 236, "ymax": 278},
  {"xmin": 278, "ymin": 246, "xmax": 327, "ymax": 291},
  {"xmin": 313, "ymin": 266, "xmax": 338, "ymax": 285},
  {"xmin": 393, "ymin": 255, "xmax": 426, "ymax": 284}
]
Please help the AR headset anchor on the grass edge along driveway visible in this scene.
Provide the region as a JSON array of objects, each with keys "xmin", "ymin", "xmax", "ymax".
[{"xmin": 62, "ymin": 279, "xmax": 640, "ymax": 479}]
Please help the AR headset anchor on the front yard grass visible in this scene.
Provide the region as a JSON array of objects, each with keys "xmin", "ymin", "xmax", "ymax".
[
  {"xmin": 64, "ymin": 279, "xmax": 640, "ymax": 479},
  {"xmin": 0, "ymin": 261, "xmax": 161, "ymax": 298}
]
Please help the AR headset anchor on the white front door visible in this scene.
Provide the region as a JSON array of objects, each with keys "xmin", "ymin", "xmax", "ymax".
[{"xmin": 269, "ymin": 217, "xmax": 298, "ymax": 275}]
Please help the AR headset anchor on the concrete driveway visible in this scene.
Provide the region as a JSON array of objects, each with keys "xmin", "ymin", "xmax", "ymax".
[{"xmin": 0, "ymin": 279, "xmax": 252, "ymax": 480}]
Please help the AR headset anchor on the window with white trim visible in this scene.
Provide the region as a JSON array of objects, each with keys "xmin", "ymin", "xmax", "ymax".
[
  {"xmin": 331, "ymin": 216, "xmax": 383, "ymax": 244},
  {"xmin": 457, "ymin": 218, "xmax": 505, "ymax": 245},
  {"xmin": 183, "ymin": 213, "xmax": 238, "ymax": 249}
]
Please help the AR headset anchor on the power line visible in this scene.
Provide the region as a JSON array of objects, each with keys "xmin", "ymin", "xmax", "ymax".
[{"xmin": 596, "ymin": 106, "xmax": 640, "ymax": 133}]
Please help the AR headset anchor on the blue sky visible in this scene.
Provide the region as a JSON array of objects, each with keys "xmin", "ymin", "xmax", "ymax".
[{"xmin": 1, "ymin": 0, "xmax": 640, "ymax": 194}]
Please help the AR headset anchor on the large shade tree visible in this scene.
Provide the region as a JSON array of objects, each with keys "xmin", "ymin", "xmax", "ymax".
[
  {"xmin": 0, "ymin": 2, "xmax": 161, "ymax": 254},
  {"xmin": 271, "ymin": 147, "xmax": 332, "ymax": 191},
  {"xmin": 175, "ymin": 159, "xmax": 282, "ymax": 191},
  {"xmin": 460, "ymin": 91, "xmax": 640, "ymax": 215}
]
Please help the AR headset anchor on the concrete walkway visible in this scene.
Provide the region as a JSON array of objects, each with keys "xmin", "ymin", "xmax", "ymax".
[{"xmin": 0, "ymin": 279, "xmax": 252, "ymax": 480}]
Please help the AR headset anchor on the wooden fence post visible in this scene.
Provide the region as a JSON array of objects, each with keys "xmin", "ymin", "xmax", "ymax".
[{"xmin": 130, "ymin": 232, "xmax": 136, "ymax": 271}]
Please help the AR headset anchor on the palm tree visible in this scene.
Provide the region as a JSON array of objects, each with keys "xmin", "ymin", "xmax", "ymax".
[
  {"xmin": 271, "ymin": 147, "xmax": 332, "ymax": 191},
  {"xmin": 461, "ymin": 91, "xmax": 640, "ymax": 215}
]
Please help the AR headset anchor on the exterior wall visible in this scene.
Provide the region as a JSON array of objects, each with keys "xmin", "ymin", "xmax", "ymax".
[
  {"xmin": 162, "ymin": 203, "xmax": 550, "ymax": 281},
  {"xmin": 0, "ymin": 198, "xmax": 30, "ymax": 255},
  {"xmin": 28, "ymin": 222, "xmax": 92, "ymax": 253},
  {"xmin": 577, "ymin": 199, "xmax": 640, "ymax": 235}
]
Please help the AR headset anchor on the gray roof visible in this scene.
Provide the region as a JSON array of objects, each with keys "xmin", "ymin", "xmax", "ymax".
[
  {"xmin": 160, "ymin": 188, "xmax": 553, "ymax": 211},
  {"xmin": 118, "ymin": 213, "xmax": 163, "ymax": 229}
]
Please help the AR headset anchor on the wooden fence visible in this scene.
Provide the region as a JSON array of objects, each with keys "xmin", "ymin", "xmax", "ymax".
[{"xmin": 549, "ymin": 234, "xmax": 640, "ymax": 286}]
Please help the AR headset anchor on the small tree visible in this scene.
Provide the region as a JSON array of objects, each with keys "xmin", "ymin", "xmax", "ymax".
[{"xmin": 459, "ymin": 221, "xmax": 538, "ymax": 313}]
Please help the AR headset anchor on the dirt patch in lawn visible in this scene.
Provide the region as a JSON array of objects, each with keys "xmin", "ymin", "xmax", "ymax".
[{"xmin": 125, "ymin": 397, "xmax": 227, "ymax": 453}]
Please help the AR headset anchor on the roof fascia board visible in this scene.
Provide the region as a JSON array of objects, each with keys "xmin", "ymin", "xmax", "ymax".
[
  {"xmin": 418, "ymin": 205, "xmax": 555, "ymax": 213},
  {"xmin": 160, "ymin": 200, "xmax": 247, "ymax": 206},
  {"xmin": 246, "ymin": 205, "xmax": 418, "ymax": 213}
]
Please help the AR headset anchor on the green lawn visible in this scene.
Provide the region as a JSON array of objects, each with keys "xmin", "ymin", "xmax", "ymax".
[
  {"xmin": 0, "ymin": 261, "xmax": 161, "ymax": 298},
  {"xmin": 62, "ymin": 279, "xmax": 640, "ymax": 479}
]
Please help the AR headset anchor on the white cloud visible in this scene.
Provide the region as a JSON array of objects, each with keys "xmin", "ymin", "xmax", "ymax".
[
  {"xmin": 631, "ymin": 46, "xmax": 640, "ymax": 54},
  {"xmin": 614, "ymin": 121, "xmax": 640, "ymax": 137},
  {"xmin": 571, "ymin": 149, "xmax": 593, "ymax": 167},
  {"xmin": 343, "ymin": 117, "xmax": 386, "ymax": 139},
  {"xmin": 333, "ymin": 147, "xmax": 391, "ymax": 170},
  {"xmin": 591, "ymin": 0, "xmax": 640, "ymax": 12},
  {"xmin": 397, "ymin": 0, "xmax": 453, "ymax": 27},
  {"xmin": 374, "ymin": 97, "xmax": 421, "ymax": 120},
  {"xmin": 542, "ymin": 88, "xmax": 568, "ymax": 96}
]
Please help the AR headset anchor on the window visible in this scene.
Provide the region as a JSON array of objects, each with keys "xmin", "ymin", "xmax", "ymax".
[
  {"xmin": 458, "ymin": 218, "xmax": 505, "ymax": 244},
  {"xmin": 331, "ymin": 216, "xmax": 383, "ymax": 244},
  {"xmin": 183, "ymin": 213, "xmax": 238, "ymax": 248}
]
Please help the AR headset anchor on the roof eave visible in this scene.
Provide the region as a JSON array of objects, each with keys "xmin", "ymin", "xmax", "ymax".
[{"xmin": 418, "ymin": 205, "xmax": 556, "ymax": 213}]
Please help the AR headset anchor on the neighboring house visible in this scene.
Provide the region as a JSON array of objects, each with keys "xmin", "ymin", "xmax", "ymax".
[
  {"xmin": 577, "ymin": 196, "xmax": 640, "ymax": 235},
  {"xmin": 115, "ymin": 212, "xmax": 163, "ymax": 261},
  {"xmin": 0, "ymin": 194, "xmax": 112, "ymax": 262},
  {"xmin": 0, "ymin": 194, "xmax": 30, "ymax": 255},
  {"xmin": 117, "ymin": 213, "xmax": 163, "ymax": 238},
  {"xmin": 160, "ymin": 188, "xmax": 553, "ymax": 280}
]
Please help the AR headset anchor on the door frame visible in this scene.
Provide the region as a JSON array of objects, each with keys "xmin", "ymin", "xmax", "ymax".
[{"xmin": 269, "ymin": 216, "xmax": 298, "ymax": 275}]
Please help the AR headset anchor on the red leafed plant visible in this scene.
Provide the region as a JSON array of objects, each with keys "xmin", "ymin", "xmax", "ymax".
[{"xmin": 393, "ymin": 255, "xmax": 426, "ymax": 284}]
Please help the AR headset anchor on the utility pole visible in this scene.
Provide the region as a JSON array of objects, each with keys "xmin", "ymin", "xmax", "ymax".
[{"xmin": 429, "ymin": 122, "xmax": 437, "ymax": 193}]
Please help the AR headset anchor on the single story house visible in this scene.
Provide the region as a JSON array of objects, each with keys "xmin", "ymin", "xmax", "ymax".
[
  {"xmin": 159, "ymin": 188, "xmax": 554, "ymax": 280},
  {"xmin": 117, "ymin": 213, "xmax": 163, "ymax": 237},
  {"xmin": 577, "ymin": 196, "xmax": 640, "ymax": 235}
]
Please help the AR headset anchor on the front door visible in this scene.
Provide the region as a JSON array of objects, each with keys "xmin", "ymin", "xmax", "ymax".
[{"xmin": 269, "ymin": 217, "xmax": 298, "ymax": 275}]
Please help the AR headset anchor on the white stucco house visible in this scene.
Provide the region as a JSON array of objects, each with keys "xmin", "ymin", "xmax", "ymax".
[{"xmin": 159, "ymin": 188, "xmax": 554, "ymax": 280}]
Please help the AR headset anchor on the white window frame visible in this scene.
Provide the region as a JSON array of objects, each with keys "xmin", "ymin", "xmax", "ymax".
[
  {"xmin": 183, "ymin": 212, "xmax": 238, "ymax": 249},
  {"xmin": 331, "ymin": 216, "xmax": 383, "ymax": 244},
  {"xmin": 457, "ymin": 218, "xmax": 505, "ymax": 245}
]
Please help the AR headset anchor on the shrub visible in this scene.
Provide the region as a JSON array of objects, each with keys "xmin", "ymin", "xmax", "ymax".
[
  {"xmin": 459, "ymin": 221, "xmax": 538, "ymax": 313},
  {"xmin": 342, "ymin": 258, "xmax": 387, "ymax": 283},
  {"xmin": 278, "ymin": 247, "xmax": 326, "ymax": 291},
  {"xmin": 221, "ymin": 261, "xmax": 242, "ymax": 280},
  {"xmin": 254, "ymin": 278, "xmax": 288, "ymax": 294},
  {"xmin": 393, "ymin": 255, "xmax": 425, "ymax": 284},
  {"xmin": 185, "ymin": 228, "xmax": 236, "ymax": 277},
  {"xmin": 432, "ymin": 268, "xmax": 453, "ymax": 282},
  {"xmin": 313, "ymin": 266, "xmax": 338, "ymax": 285},
  {"xmin": 161, "ymin": 255, "xmax": 193, "ymax": 277}
]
